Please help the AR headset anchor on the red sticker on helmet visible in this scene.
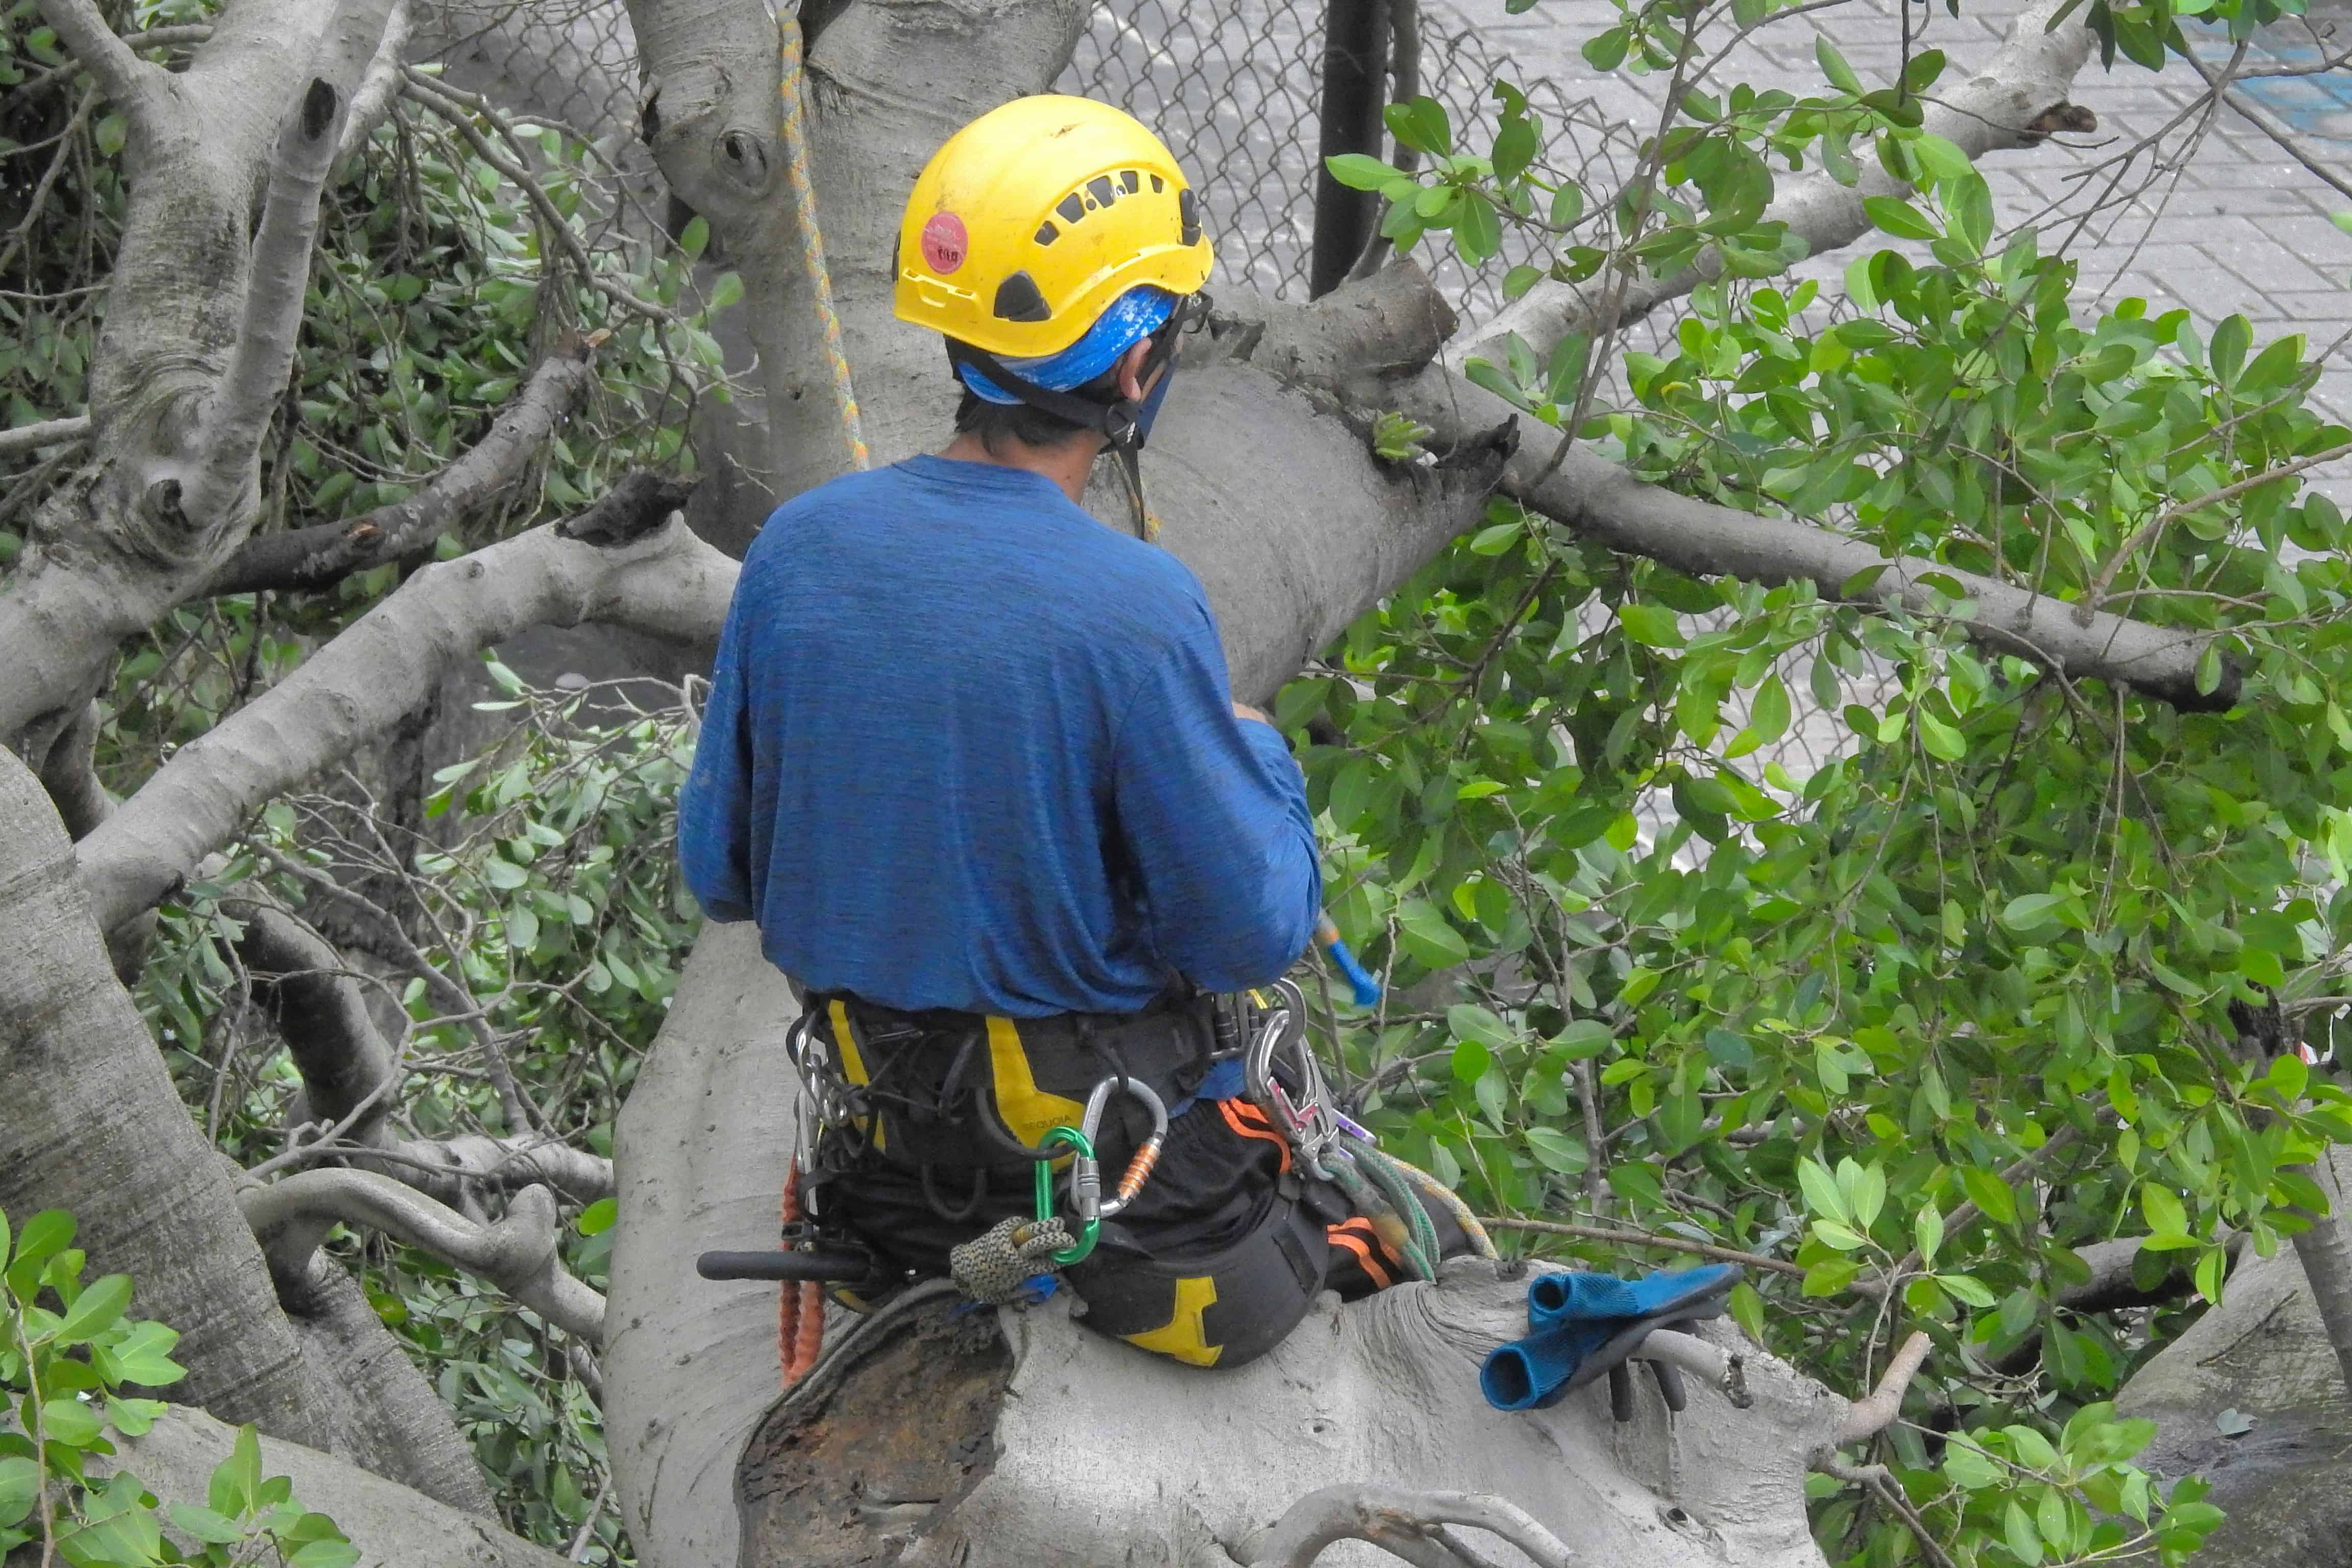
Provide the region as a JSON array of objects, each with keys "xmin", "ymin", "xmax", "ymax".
[{"xmin": 921, "ymin": 212, "xmax": 969, "ymax": 275}]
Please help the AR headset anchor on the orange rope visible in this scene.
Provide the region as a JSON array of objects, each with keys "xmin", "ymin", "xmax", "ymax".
[{"xmin": 777, "ymin": 1162, "xmax": 824, "ymax": 1387}]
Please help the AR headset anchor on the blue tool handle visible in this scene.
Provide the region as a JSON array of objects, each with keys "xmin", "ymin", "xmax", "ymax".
[{"xmin": 1315, "ymin": 916, "xmax": 1382, "ymax": 1008}]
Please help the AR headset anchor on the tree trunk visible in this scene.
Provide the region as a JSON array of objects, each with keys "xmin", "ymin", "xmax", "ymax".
[{"xmin": 0, "ymin": 744, "xmax": 327, "ymax": 1448}]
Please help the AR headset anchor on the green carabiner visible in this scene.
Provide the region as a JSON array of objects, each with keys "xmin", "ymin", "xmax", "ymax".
[{"xmin": 1034, "ymin": 1124, "xmax": 1099, "ymax": 1265}]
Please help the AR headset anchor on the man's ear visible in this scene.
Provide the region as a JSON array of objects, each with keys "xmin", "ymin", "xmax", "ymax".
[{"xmin": 1115, "ymin": 337, "xmax": 1156, "ymax": 403}]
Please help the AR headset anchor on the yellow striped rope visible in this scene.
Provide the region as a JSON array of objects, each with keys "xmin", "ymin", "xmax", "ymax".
[{"xmin": 778, "ymin": 14, "xmax": 870, "ymax": 472}]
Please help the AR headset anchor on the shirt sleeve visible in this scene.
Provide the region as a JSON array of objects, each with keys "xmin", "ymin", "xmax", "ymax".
[
  {"xmin": 676, "ymin": 607, "xmax": 759, "ymax": 924},
  {"xmin": 1110, "ymin": 604, "xmax": 1322, "ymax": 993}
]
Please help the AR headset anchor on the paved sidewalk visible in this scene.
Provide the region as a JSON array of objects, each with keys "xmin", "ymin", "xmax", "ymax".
[{"xmin": 1432, "ymin": 0, "xmax": 2352, "ymax": 493}]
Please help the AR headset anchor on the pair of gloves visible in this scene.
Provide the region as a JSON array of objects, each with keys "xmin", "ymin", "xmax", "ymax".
[{"xmin": 1479, "ymin": 1262, "xmax": 1739, "ymax": 1417}]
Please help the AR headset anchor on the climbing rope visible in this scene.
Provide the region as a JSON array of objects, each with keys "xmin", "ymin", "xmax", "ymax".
[
  {"xmin": 1383, "ymin": 1150, "xmax": 1498, "ymax": 1260},
  {"xmin": 777, "ymin": 10, "xmax": 869, "ymax": 472},
  {"xmin": 949, "ymin": 1215, "xmax": 1076, "ymax": 1305},
  {"xmin": 776, "ymin": 1161, "xmax": 825, "ymax": 1388}
]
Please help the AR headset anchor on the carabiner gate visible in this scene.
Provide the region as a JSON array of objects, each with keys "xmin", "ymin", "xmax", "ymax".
[{"xmin": 1079, "ymin": 1075, "xmax": 1170, "ymax": 1219}]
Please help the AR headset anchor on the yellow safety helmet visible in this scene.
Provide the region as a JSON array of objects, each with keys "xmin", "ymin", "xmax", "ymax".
[{"xmin": 893, "ymin": 95, "xmax": 1213, "ymax": 360}]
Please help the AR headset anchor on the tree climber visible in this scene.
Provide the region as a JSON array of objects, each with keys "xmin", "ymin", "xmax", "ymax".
[{"xmin": 679, "ymin": 95, "xmax": 1468, "ymax": 1368}]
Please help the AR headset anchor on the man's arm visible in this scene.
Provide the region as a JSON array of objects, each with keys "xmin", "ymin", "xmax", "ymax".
[
  {"xmin": 1111, "ymin": 610, "xmax": 1321, "ymax": 993},
  {"xmin": 676, "ymin": 611, "xmax": 760, "ymax": 924}
]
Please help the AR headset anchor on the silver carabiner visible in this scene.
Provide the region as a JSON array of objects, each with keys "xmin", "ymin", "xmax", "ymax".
[{"xmin": 1079, "ymin": 1075, "xmax": 1170, "ymax": 1219}]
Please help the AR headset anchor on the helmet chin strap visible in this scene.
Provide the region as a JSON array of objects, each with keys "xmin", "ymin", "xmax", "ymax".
[{"xmin": 946, "ymin": 295, "xmax": 1206, "ymax": 542}]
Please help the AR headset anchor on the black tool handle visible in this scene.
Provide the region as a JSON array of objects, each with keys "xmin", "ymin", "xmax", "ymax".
[{"xmin": 696, "ymin": 1248, "xmax": 874, "ymax": 1283}]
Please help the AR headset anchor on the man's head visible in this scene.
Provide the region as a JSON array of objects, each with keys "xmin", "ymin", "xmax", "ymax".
[{"xmin": 893, "ymin": 96, "xmax": 1213, "ymax": 462}]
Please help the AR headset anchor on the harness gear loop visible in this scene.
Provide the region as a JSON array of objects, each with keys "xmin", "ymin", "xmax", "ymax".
[
  {"xmin": 948, "ymin": 1214, "xmax": 1074, "ymax": 1305},
  {"xmin": 1033, "ymin": 1124, "xmax": 1101, "ymax": 1265},
  {"xmin": 776, "ymin": 10, "xmax": 868, "ymax": 472},
  {"xmin": 1078, "ymin": 1074, "xmax": 1169, "ymax": 1219}
]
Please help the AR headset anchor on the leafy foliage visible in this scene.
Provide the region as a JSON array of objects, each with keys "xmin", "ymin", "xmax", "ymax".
[
  {"xmin": 1302, "ymin": 0, "xmax": 2352, "ymax": 1561},
  {"xmin": 0, "ymin": 1205, "xmax": 361, "ymax": 1567}
]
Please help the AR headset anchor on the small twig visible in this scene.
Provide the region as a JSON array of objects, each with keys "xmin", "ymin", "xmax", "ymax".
[
  {"xmin": 2082, "ymin": 439, "xmax": 2352, "ymax": 618},
  {"xmin": 1819, "ymin": 1460, "xmax": 1960, "ymax": 1568},
  {"xmin": 1481, "ymin": 1213, "xmax": 1805, "ymax": 1278},
  {"xmin": 566, "ymin": 1467, "xmax": 612, "ymax": 1560}
]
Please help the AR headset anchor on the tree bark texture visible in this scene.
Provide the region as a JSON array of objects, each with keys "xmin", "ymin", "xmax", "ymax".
[
  {"xmin": 0, "ymin": 745, "xmax": 326, "ymax": 1447},
  {"xmin": 1448, "ymin": 0, "xmax": 2098, "ymax": 372},
  {"xmin": 731, "ymin": 1261, "xmax": 1847, "ymax": 1568},
  {"xmin": 91, "ymin": 1405, "xmax": 569, "ymax": 1568}
]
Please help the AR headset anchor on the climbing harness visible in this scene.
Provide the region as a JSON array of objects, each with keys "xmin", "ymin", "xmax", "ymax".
[{"xmin": 777, "ymin": 9, "xmax": 868, "ymax": 472}]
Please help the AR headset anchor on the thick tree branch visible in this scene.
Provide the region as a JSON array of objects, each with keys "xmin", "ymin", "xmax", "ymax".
[
  {"xmin": 1369, "ymin": 365, "xmax": 2234, "ymax": 712},
  {"xmin": 1833, "ymin": 1331, "xmax": 1931, "ymax": 1445},
  {"xmin": 181, "ymin": 3, "xmax": 394, "ymax": 529},
  {"xmin": 226, "ymin": 896, "xmax": 400, "ymax": 1146},
  {"xmin": 207, "ymin": 348, "xmax": 600, "ymax": 596},
  {"xmin": 77, "ymin": 476, "xmax": 721, "ymax": 931},
  {"xmin": 0, "ymin": 745, "xmax": 328, "ymax": 1444},
  {"xmin": 0, "ymin": 415, "xmax": 90, "ymax": 461},
  {"xmin": 241, "ymin": 1171, "xmax": 607, "ymax": 1343},
  {"xmin": 94, "ymin": 1405, "xmax": 569, "ymax": 1567},
  {"xmin": 1450, "ymin": 0, "xmax": 2096, "ymax": 369},
  {"xmin": 35, "ymin": 0, "xmax": 170, "ymax": 142},
  {"xmin": 338, "ymin": 0, "xmax": 411, "ymax": 158},
  {"xmin": 1246, "ymin": 1486, "xmax": 1577, "ymax": 1568}
]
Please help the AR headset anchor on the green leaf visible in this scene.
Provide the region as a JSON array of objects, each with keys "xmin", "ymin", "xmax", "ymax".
[
  {"xmin": 1959, "ymin": 1165, "xmax": 2018, "ymax": 1227},
  {"xmin": 1383, "ymin": 96, "xmax": 1453, "ymax": 157},
  {"xmin": 576, "ymin": 1198, "xmax": 618, "ymax": 1237},
  {"xmin": 93, "ymin": 114, "xmax": 126, "ymax": 157},
  {"xmin": 2210, "ymin": 313, "xmax": 2251, "ymax": 389},
  {"xmin": 13, "ymin": 1211, "xmax": 75, "ymax": 1275},
  {"xmin": 1453, "ymin": 192, "xmax": 1501, "ymax": 265},
  {"xmin": 1747, "ymin": 676, "xmax": 1790, "ymax": 745},
  {"xmin": 1395, "ymin": 900, "xmax": 1471, "ymax": 968},
  {"xmin": 1326, "ymin": 153, "xmax": 1406, "ymax": 190},
  {"xmin": 1554, "ymin": 1019, "xmax": 1614, "ymax": 1060},
  {"xmin": 704, "ymin": 272, "xmax": 744, "ymax": 313},
  {"xmin": 105, "ymin": 1322, "xmax": 185, "ymax": 1388},
  {"xmin": 210, "ymin": 1424, "xmax": 263, "ymax": 1517},
  {"xmin": 51, "ymin": 1273, "xmax": 129, "ymax": 1346},
  {"xmin": 1861, "ymin": 195, "xmax": 1940, "ymax": 241},
  {"xmin": 39, "ymin": 1398, "xmax": 101, "ymax": 1447},
  {"xmin": 1816, "ymin": 36, "xmax": 1864, "ymax": 93},
  {"xmin": 1617, "ymin": 602, "xmax": 1685, "ymax": 648},
  {"xmin": 2141, "ymin": 1183, "xmax": 2189, "ymax": 1238},
  {"xmin": 168, "ymin": 1504, "xmax": 251, "ymax": 1546},
  {"xmin": 1798, "ymin": 1157, "xmax": 1849, "ymax": 1224},
  {"xmin": 1916, "ymin": 707, "xmax": 1966, "ymax": 762},
  {"xmin": 1915, "ymin": 1205, "xmax": 1945, "ymax": 1267},
  {"xmin": 1524, "ymin": 1126, "xmax": 1589, "ymax": 1175},
  {"xmin": 1702, "ymin": 1027, "xmax": 1754, "ymax": 1069},
  {"xmin": 289, "ymin": 1541, "xmax": 362, "ymax": 1568},
  {"xmin": 0, "ymin": 1457, "xmax": 39, "ymax": 1530}
]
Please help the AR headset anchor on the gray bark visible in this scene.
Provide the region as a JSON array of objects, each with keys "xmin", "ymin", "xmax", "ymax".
[
  {"xmin": 737, "ymin": 1264, "xmax": 1848, "ymax": 1568},
  {"xmin": 277, "ymin": 1253, "xmax": 502, "ymax": 1517},
  {"xmin": 2116, "ymin": 1159, "xmax": 2352, "ymax": 1568},
  {"xmin": 92, "ymin": 1405, "xmax": 569, "ymax": 1568},
  {"xmin": 0, "ymin": 745, "xmax": 326, "ymax": 1447},
  {"xmin": 1364, "ymin": 361, "xmax": 2234, "ymax": 712},
  {"xmin": 1448, "ymin": 0, "xmax": 2097, "ymax": 373},
  {"xmin": 241, "ymin": 1172, "xmax": 606, "ymax": 1344},
  {"xmin": 77, "ymin": 490, "xmax": 732, "ymax": 933}
]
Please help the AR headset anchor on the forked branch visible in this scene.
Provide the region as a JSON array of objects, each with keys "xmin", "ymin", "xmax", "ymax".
[
  {"xmin": 240, "ymin": 1171, "xmax": 606, "ymax": 1342},
  {"xmin": 1247, "ymin": 1486, "xmax": 1577, "ymax": 1568}
]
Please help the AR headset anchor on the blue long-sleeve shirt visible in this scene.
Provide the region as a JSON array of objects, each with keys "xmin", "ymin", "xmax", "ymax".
[{"xmin": 677, "ymin": 453, "xmax": 1321, "ymax": 1017}]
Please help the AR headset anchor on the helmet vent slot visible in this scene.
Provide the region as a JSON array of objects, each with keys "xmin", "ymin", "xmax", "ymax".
[
  {"xmin": 1033, "ymin": 222, "xmax": 1059, "ymax": 246},
  {"xmin": 992, "ymin": 271, "xmax": 1052, "ymax": 323},
  {"xmin": 1086, "ymin": 175, "xmax": 1117, "ymax": 207},
  {"xmin": 1056, "ymin": 193, "xmax": 1086, "ymax": 225}
]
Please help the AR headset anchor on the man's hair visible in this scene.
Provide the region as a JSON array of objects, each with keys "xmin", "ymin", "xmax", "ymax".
[{"xmin": 949, "ymin": 354, "xmax": 1137, "ymax": 457}]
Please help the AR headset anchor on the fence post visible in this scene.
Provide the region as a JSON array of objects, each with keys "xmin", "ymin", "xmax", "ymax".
[{"xmin": 1308, "ymin": 0, "xmax": 1389, "ymax": 298}]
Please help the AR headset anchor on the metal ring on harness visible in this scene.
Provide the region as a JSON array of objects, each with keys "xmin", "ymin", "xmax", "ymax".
[
  {"xmin": 1244, "ymin": 981, "xmax": 1338, "ymax": 1177},
  {"xmin": 1033, "ymin": 1125, "xmax": 1100, "ymax": 1266},
  {"xmin": 1078, "ymin": 1076, "xmax": 1169, "ymax": 1219}
]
